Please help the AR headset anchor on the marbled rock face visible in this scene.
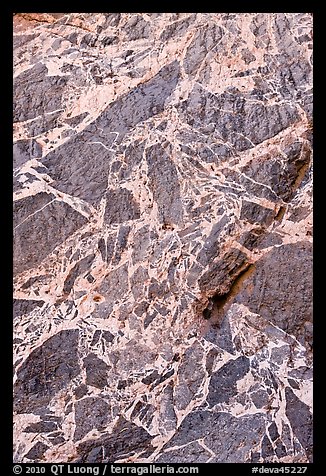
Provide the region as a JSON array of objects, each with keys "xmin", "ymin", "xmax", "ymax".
[{"xmin": 13, "ymin": 13, "xmax": 313, "ymax": 463}]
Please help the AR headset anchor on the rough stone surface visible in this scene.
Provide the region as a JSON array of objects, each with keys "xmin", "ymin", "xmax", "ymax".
[
  {"xmin": 13, "ymin": 13, "xmax": 312, "ymax": 463},
  {"xmin": 14, "ymin": 329, "xmax": 80, "ymax": 414},
  {"xmin": 234, "ymin": 242, "xmax": 313, "ymax": 351},
  {"xmin": 207, "ymin": 355, "xmax": 250, "ymax": 406}
]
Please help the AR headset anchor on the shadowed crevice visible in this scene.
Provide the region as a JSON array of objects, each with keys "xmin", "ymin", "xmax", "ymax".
[{"xmin": 202, "ymin": 263, "xmax": 255, "ymax": 326}]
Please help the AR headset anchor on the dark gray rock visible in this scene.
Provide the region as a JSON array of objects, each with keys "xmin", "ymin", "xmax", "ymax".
[
  {"xmin": 251, "ymin": 389, "xmax": 270, "ymax": 409},
  {"xmin": 198, "ymin": 248, "xmax": 249, "ymax": 295},
  {"xmin": 142, "ymin": 370, "xmax": 160, "ymax": 386},
  {"xmin": 95, "ymin": 60, "xmax": 180, "ymax": 135},
  {"xmin": 204, "ymin": 314, "xmax": 236, "ymax": 354},
  {"xmin": 240, "ymin": 200, "xmax": 275, "ymax": 226},
  {"xmin": 288, "ymin": 378, "xmax": 300, "ymax": 390},
  {"xmin": 63, "ymin": 254, "xmax": 95, "ymax": 294},
  {"xmin": 147, "ymin": 277, "xmax": 168, "ymax": 301},
  {"xmin": 300, "ymin": 90, "xmax": 313, "ymax": 122},
  {"xmin": 98, "ymin": 233, "xmax": 117, "ymax": 264},
  {"xmin": 164, "ymin": 409, "xmax": 265, "ymax": 462},
  {"xmin": 183, "ymin": 24, "xmax": 224, "ymax": 75},
  {"xmin": 288, "ymin": 366, "xmax": 312, "ymax": 381},
  {"xmin": 101, "ymin": 36, "xmax": 119, "ymax": 46},
  {"xmin": 14, "ymin": 192, "xmax": 54, "ymax": 227},
  {"xmin": 42, "ymin": 137, "xmax": 114, "ymax": 206},
  {"xmin": 160, "ymin": 15, "xmax": 195, "ymax": 42},
  {"xmin": 134, "ymin": 301, "xmax": 149, "ymax": 317},
  {"xmin": 285, "ymin": 387, "xmax": 313, "ymax": 461},
  {"xmin": 241, "ymin": 47, "xmax": 256, "ymax": 64},
  {"xmin": 65, "ymin": 112, "xmax": 89, "ymax": 127},
  {"xmin": 96, "ymin": 264, "xmax": 129, "ymax": 312},
  {"xmin": 104, "ymin": 188, "xmax": 140, "ymax": 225},
  {"xmin": 130, "ymin": 266, "xmax": 149, "ymax": 300},
  {"xmin": 268, "ymin": 422, "xmax": 280, "ymax": 441},
  {"xmin": 275, "ymin": 441, "xmax": 287, "ymax": 458},
  {"xmin": 155, "ymin": 441, "xmax": 211, "ymax": 463},
  {"xmin": 130, "ymin": 401, "xmax": 155, "ymax": 427},
  {"xmin": 41, "ymin": 60, "xmax": 180, "ymax": 205},
  {"xmin": 23, "ymin": 109, "xmax": 63, "ymax": 137},
  {"xmin": 123, "ymin": 140, "xmax": 146, "ymax": 176},
  {"xmin": 13, "ymin": 63, "xmax": 68, "ymax": 122},
  {"xmin": 178, "ymin": 84, "xmax": 299, "ymax": 151},
  {"xmin": 13, "ymin": 139, "xmax": 42, "ymax": 168},
  {"xmin": 76, "ymin": 417, "xmax": 154, "ymax": 462},
  {"xmin": 13, "ymin": 299, "xmax": 44, "ymax": 318},
  {"xmin": 80, "ymin": 33, "xmax": 97, "ymax": 48},
  {"xmin": 243, "ymin": 227, "xmax": 283, "ymax": 251},
  {"xmin": 288, "ymin": 205, "xmax": 311, "ymax": 223},
  {"xmin": 74, "ymin": 384, "xmax": 88, "ymax": 399},
  {"xmin": 196, "ymin": 216, "xmax": 230, "ymax": 266},
  {"xmin": 48, "ymin": 432, "xmax": 65, "ymax": 445},
  {"xmin": 103, "ymin": 13, "xmax": 121, "ymax": 27},
  {"xmin": 102, "ymin": 330, "xmax": 115, "ymax": 343},
  {"xmin": 111, "ymin": 226, "xmax": 130, "ymax": 266},
  {"xmin": 174, "ymin": 341, "xmax": 205, "ymax": 411},
  {"xmin": 146, "ymin": 143, "xmax": 183, "ymax": 226},
  {"xmin": 241, "ymin": 141, "xmax": 311, "ymax": 202},
  {"xmin": 14, "ymin": 197, "xmax": 88, "ymax": 275},
  {"xmin": 83, "ymin": 353, "xmax": 110, "ymax": 389},
  {"xmin": 14, "ymin": 330, "xmax": 80, "ymax": 414},
  {"xmin": 123, "ymin": 15, "xmax": 150, "ymax": 40},
  {"xmin": 207, "ymin": 355, "xmax": 250, "ymax": 406},
  {"xmin": 261, "ymin": 434, "xmax": 274, "ymax": 459},
  {"xmin": 74, "ymin": 397, "xmax": 110, "ymax": 441},
  {"xmin": 13, "ymin": 33, "xmax": 39, "ymax": 49},
  {"xmin": 159, "ymin": 382, "xmax": 177, "ymax": 430},
  {"xmin": 239, "ymin": 227, "xmax": 279, "ymax": 251},
  {"xmin": 25, "ymin": 442, "xmax": 49, "ymax": 461},
  {"xmin": 235, "ymin": 242, "xmax": 312, "ymax": 350},
  {"xmin": 144, "ymin": 310, "xmax": 158, "ymax": 329},
  {"xmin": 132, "ymin": 225, "xmax": 150, "ymax": 263},
  {"xmin": 24, "ymin": 420, "xmax": 58, "ymax": 433}
]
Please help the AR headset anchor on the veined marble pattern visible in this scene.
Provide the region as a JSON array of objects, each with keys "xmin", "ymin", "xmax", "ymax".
[{"xmin": 13, "ymin": 13, "xmax": 312, "ymax": 463}]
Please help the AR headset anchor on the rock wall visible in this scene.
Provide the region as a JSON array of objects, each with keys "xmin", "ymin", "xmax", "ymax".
[{"xmin": 13, "ymin": 13, "xmax": 313, "ymax": 463}]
